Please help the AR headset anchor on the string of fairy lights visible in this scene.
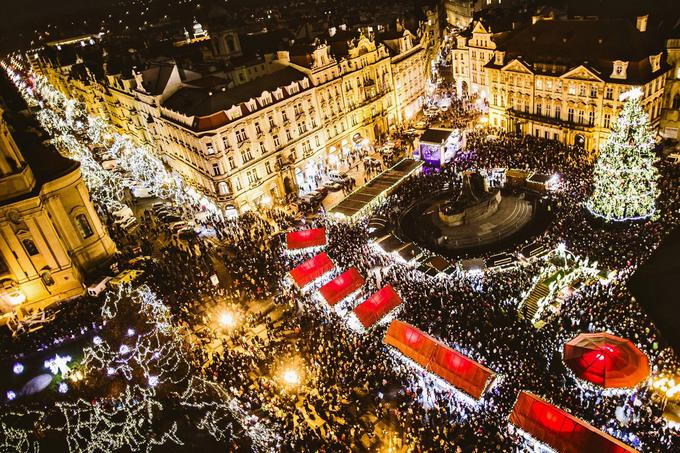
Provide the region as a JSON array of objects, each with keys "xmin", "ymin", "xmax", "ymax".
[{"xmin": 2, "ymin": 58, "xmax": 221, "ymax": 219}]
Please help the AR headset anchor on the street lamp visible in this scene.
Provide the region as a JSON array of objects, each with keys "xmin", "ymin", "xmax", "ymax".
[
  {"xmin": 218, "ymin": 310, "xmax": 235, "ymax": 328},
  {"xmin": 282, "ymin": 368, "xmax": 301, "ymax": 386}
]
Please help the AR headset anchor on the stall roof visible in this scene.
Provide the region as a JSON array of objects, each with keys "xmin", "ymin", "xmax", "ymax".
[
  {"xmin": 330, "ymin": 159, "xmax": 421, "ymax": 218},
  {"xmin": 419, "ymin": 128, "xmax": 455, "ymax": 144}
]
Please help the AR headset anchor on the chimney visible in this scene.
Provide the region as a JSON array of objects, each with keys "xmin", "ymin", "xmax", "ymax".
[{"xmin": 636, "ymin": 15, "xmax": 648, "ymax": 32}]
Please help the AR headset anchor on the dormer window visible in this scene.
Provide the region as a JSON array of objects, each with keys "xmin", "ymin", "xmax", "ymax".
[
  {"xmin": 611, "ymin": 61, "xmax": 628, "ymax": 80},
  {"xmin": 649, "ymin": 53, "xmax": 662, "ymax": 72}
]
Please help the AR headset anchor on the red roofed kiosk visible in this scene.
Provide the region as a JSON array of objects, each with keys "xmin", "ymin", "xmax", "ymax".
[
  {"xmin": 353, "ymin": 285, "xmax": 402, "ymax": 329},
  {"xmin": 384, "ymin": 320, "xmax": 495, "ymax": 399},
  {"xmin": 289, "ymin": 252, "xmax": 335, "ymax": 288},
  {"xmin": 286, "ymin": 228, "xmax": 327, "ymax": 250},
  {"xmin": 318, "ymin": 268, "xmax": 365, "ymax": 306},
  {"xmin": 509, "ymin": 391, "xmax": 639, "ymax": 453}
]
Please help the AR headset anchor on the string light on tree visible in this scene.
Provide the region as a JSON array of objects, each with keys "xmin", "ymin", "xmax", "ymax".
[{"xmin": 586, "ymin": 87, "xmax": 659, "ymax": 221}]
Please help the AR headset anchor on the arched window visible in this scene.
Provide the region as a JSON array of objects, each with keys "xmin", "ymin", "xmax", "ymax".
[
  {"xmin": 75, "ymin": 214, "xmax": 94, "ymax": 239},
  {"xmin": 22, "ymin": 239, "xmax": 39, "ymax": 256}
]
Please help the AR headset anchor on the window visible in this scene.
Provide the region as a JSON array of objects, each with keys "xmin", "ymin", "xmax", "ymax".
[
  {"xmin": 234, "ymin": 177, "xmax": 242, "ymax": 191},
  {"xmin": 40, "ymin": 270, "xmax": 54, "ymax": 287},
  {"xmin": 228, "ymin": 155, "xmax": 235, "ymax": 170},
  {"xmin": 536, "ymin": 103, "xmax": 542, "ymax": 116},
  {"xmin": 578, "ymin": 85, "xmax": 586, "ymax": 97},
  {"xmin": 315, "ymin": 135, "xmax": 320, "ymax": 147},
  {"xmin": 206, "ymin": 143, "xmax": 215, "ymax": 155},
  {"xmin": 259, "ymin": 141, "xmax": 267, "ymax": 154},
  {"xmin": 218, "ymin": 182, "xmax": 229, "ymax": 195},
  {"xmin": 568, "ymin": 84, "xmax": 576, "ymax": 95},
  {"xmin": 22, "ymin": 239, "xmax": 39, "ymax": 256},
  {"xmin": 590, "ymin": 86, "xmax": 597, "ymax": 98},
  {"xmin": 577, "ymin": 110, "xmax": 584, "ymax": 123},
  {"xmin": 75, "ymin": 214, "xmax": 94, "ymax": 239},
  {"xmin": 273, "ymin": 135, "xmax": 280, "ymax": 147},
  {"xmin": 265, "ymin": 161, "xmax": 272, "ymax": 174},
  {"xmin": 222, "ymin": 135, "xmax": 230, "ymax": 150},
  {"xmin": 286, "ymin": 129, "xmax": 292, "ymax": 141},
  {"xmin": 246, "ymin": 169, "xmax": 258, "ymax": 184},
  {"xmin": 605, "ymin": 87, "xmax": 613, "ymax": 100},
  {"xmin": 268, "ymin": 116, "xmax": 275, "ymax": 128},
  {"xmin": 536, "ymin": 79, "xmax": 542, "ymax": 90},
  {"xmin": 588, "ymin": 111, "xmax": 595, "ymax": 126},
  {"xmin": 242, "ymin": 148, "xmax": 253, "ymax": 162},
  {"xmin": 282, "ymin": 111, "xmax": 288, "ymax": 122},
  {"xmin": 545, "ymin": 105, "xmax": 551, "ymax": 117},
  {"xmin": 235, "ymin": 128, "xmax": 248, "ymax": 143},
  {"xmin": 212, "ymin": 163, "xmax": 221, "ymax": 176},
  {"xmin": 568, "ymin": 108, "xmax": 574, "ymax": 122},
  {"xmin": 255, "ymin": 122, "xmax": 261, "ymax": 134},
  {"xmin": 604, "ymin": 113, "xmax": 611, "ymax": 128}
]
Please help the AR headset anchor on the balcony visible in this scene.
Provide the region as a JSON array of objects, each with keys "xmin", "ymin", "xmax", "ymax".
[{"xmin": 508, "ymin": 109, "xmax": 595, "ymax": 132}]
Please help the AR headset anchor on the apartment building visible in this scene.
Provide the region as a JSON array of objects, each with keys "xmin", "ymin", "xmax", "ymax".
[{"xmin": 484, "ymin": 17, "xmax": 670, "ymax": 152}]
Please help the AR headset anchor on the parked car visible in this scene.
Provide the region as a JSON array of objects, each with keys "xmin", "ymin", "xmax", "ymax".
[
  {"xmin": 160, "ymin": 213, "xmax": 182, "ymax": 223},
  {"xmin": 322, "ymin": 180, "xmax": 343, "ymax": 191},
  {"xmin": 120, "ymin": 217, "xmax": 138, "ymax": 232},
  {"xmin": 313, "ymin": 185, "xmax": 328, "ymax": 197},
  {"xmin": 169, "ymin": 221, "xmax": 190, "ymax": 232},
  {"xmin": 308, "ymin": 190, "xmax": 326, "ymax": 203},
  {"xmin": 175, "ymin": 226, "xmax": 198, "ymax": 240}
]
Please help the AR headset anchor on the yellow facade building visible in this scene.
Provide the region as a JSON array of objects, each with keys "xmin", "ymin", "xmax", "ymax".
[{"xmin": 0, "ymin": 107, "xmax": 115, "ymax": 317}]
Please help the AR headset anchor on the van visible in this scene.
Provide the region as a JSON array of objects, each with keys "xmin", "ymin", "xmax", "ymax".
[
  {"xmin": 169, "ymin": 220, "xmax": 189, "ymax": 232},
  {"xmin": 327, "ymin": 171, "xmax": 349, "ymax": 183},
  {"xmin": 87, "ymin": 277, "xmax": 112, "ymax": 297},
  {"xmin": 120, "ymin": 217, "xmax": 138, "ymax": 232}
]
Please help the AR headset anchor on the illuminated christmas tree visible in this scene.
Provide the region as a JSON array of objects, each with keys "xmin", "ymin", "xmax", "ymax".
[{"xmin": 586, "ymin": 88, "xmax": 659, "ymax": 221}]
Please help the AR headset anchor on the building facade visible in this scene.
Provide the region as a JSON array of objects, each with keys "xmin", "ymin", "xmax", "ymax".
[
  {"xmin": 660, "ymin": 35, "xmax": 680, "ymax": 140},
  {"xmin": 33, "ymin": 28, "xmax": 429, "ymax": 212},
  {"xmin": 0, "ymin": 108, "xmax": 116, "ymax": 317}
]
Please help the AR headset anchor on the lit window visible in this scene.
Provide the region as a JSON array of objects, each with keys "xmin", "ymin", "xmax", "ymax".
[
  {"xmin": 22, "ymin": 239, "xmax": 39, "ymax": 256},
  {"xmin": 75, "ymin": 214, "xmax": 94, "ymax": 239}
]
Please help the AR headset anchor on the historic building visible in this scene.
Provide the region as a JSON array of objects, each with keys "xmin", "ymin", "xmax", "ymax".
[
  {"xmin": 32, "ymin": 25, "xmax": 430, "ymax": 213},
  {"xmin": 660, "ymin": 33, "xmax": 680, "ymax": 140},
  {"xmin": 483, "ymin": 17, "xmax": 670, "ymax": 152},
  {"xmin": 0, "ymin": 108, "xmax": 115, "ymax": 317}
]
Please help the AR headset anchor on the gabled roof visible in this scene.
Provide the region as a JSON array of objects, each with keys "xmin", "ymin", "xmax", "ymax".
[{"xmin": 141, "ymin": 64, "xmax": 176, "ymax": 96}]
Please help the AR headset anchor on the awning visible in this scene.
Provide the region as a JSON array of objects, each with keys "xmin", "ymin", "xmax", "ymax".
[
  {"xmin": 509, "ymin": 391, "xmax": 639, "ymax": 453},
  {"xmin": 289, "ymin": 252, "xmax": 335, "ymax": 288},
  {"xmin": 318, "ymin": 268, "xmax": 365, "ymax": 306},
  {"xmin": 286, "ymin": 228, "xmax": 327, "ymax": 250},
  {"xmin": 353, "ymin": 285, "xmax": 402, "ymax": 329},
  {"xmin": 384, "ymin": 320, "xmax": 495, "ymax": 399}
]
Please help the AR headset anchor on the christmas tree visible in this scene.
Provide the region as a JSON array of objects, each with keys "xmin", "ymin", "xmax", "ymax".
[{"xmin": 586, "ymin": 88, "xmax": 659, "ymax": 221}]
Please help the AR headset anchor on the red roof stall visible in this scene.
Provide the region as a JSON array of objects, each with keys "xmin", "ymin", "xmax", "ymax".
[
  {"xmin": 318, "ymin": 268, "xmax": 366, "ymax": 306},
  {"xmin": 563, "ymin": 332, "xmax": 649, "ymax": 388},
  {"xmin": 384, "ymin": 320, "xmax": 495, "ymax": 399},
  {"xmin": 289, "ymin": 252, "xmax": 335, "ymax": 288},
  {"xmin": 286, "ymin": 228, "xmax": 327, "ymax": 250},
  {"xmin": 509, "ymin": 391, "xmax": 639, "ymax": 453},
  {"xmin": 353, "ymin": 285, "xmax": 402, "ymax": 329}
]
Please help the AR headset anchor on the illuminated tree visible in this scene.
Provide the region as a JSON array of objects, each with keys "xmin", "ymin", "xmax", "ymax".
[{"xmin": 586, "ymin": 89, "xmax": 659, "ymax": 221}]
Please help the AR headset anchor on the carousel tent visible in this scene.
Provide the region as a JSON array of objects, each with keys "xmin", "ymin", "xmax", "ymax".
[
  {"xmin": 289, "ymin": 252, "xmax": 334, "ymax": 288},
  {"xmin": 384, "ymin": 320, "xmax": 495, "ymax": 399},
  {"xmin": 563, "ymin": 332, "xmax": 649, "ymax": 388},
  {"xmin": 353, "ymin": 285, "xmax": 402, "ymax": 329},
  {"xmin": 318, "ymin": 268, "xmax": 365, "ymax": 306},
  {"xmin": 286, "ymin": 228, "xmax": 326, "ymax": 250},
  {"xmin": 510, "ymin": 391, "xmax": 639, "ymax": 453}
]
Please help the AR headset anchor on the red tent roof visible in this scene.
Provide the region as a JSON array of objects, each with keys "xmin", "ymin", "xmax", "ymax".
[
  {"xmin": 318, "ymin": 268, "xmax": 365, "ymax": 306},
  {"xmin": 353, "ymin": 285, "xmax": 402, "ymax": 329},
  {"xmin": 286, "ymin": 228, "xmax": 327, "ymax": 250},
  {"xmin": 384, "ymin": 320, "xmax": 495, "ymax": 399},
  {"xmin": 563, "ymin": 332, "xmax": 649, "ymax": 388},
  {"xmin": 510, "ymin": 391, "xmax": 639, "ymax": 453},
  {"xmin": 289, "ymin": 252, "xmax": 335, "ymax": 288}
]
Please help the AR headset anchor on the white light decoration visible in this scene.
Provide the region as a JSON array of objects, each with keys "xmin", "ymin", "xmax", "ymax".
[
  {"xmin": 586, "ymin": 92, "xmax": 659, "ymax": 221},
  {"xmin": 44, "ymin": 354, "xmax": 72, "ymax": 377},
  {"xmin": 12, "ymin": 363, "xmax": 24, "ymax": 375},
  {"xmin": 6, "ymin": 391, "xmax": 16, "ymax": 401},
  {"xmin": 58, "ymin": 382, "xmax": 69, "ymax": 394}
]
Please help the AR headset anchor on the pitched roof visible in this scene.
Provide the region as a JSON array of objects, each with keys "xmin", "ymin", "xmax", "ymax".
[{"xmin": 162, "ymin": 66, "xmax": 308, "ymax": 131}]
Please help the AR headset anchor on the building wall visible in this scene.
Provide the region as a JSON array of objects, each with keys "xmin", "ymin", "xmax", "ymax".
[
  {"xmin": 660, "ymin": 38, "xmax": 680, "ymax": 139},
  {"xmin": 0, "ymin": 116, "xmax": 115, "ymax": 314},
  {"xmin": 486, "ymin": 58, "xmax": 667, "ymax": 153}
]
